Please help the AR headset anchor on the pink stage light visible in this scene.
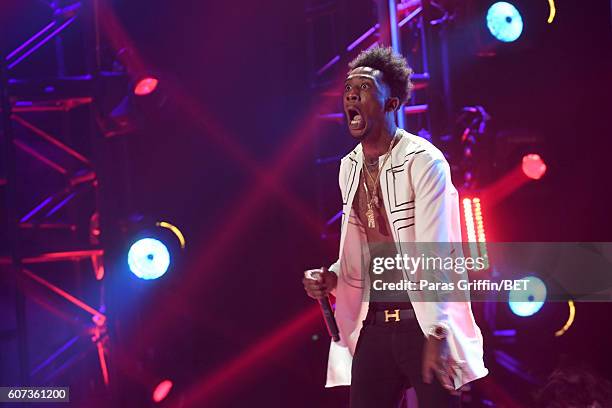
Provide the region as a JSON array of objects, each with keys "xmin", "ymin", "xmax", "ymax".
[
  {"xmin": 522, "ymin": 154, "xmax": 546, "ymax": 180},
  {"xmin": 152, "ymin": 379, "xmax": 173, "ymax": 403},
  {"xmin": 462, "ymin": 197, "xmax": 489, "ymax": 269},
  {"xmin": 134, "ymin": 77, "xmax": 159, "ymax": 96},
  {"xmin": 472, "ymin": 198, "xmax": 487, "ymax": 243},
  {"xmin": 462, "ymin": 198, "xmax": 477, "ymax": 243}
]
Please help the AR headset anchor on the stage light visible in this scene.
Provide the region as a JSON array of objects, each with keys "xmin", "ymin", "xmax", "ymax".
[
  {"xmin": 152, "ymin": 379, "xmax": 173, "ymax": 403},
  {"xmin": 156, "ymin": 221, "xmax": 186, "ymax": 249},
  {"xmin": 522, "ymin": 153, "xmax": 546, "ymax": 180},
  {"xmin": 547, "ymin": 0, "xmax": 556, "ymax": 23},
  {"xmin": 509, "ymin": 275, "xmax": 546, "ymax": 317},
  {"xmin": 103, "ymin": 74, "xmax": 166, "ymax": 138},
  {"xmin": 122, "ymin": 217, "xmax": 185, "ymax": 280},
  {"xmin": 554, "ymin": 300, "xmax": 575, "ymax": 337},
  {"xmin": 127, "ymin": 238, "xmax": 171, "ymax": 280},
  {"xmin": 472, "ymin": 198, "xmax": 487, "ymax": 244},
  {"xmin": 462, "ymin": 198, "xmax": 477, "ymax": 243},
  {"xmin": 472, "ymin": 198, "xmax": 489, "ymax": 269},
  {"xmin": 486, "ymin": 2, "xmax": 523, "ymax": 43},
  {"xmin": 134, "ymin": 76, "xmax": 159, "ymax": 96},
  {"xmin": 462, "ymin": 197, "xmax": 489, "ymax": 268}
]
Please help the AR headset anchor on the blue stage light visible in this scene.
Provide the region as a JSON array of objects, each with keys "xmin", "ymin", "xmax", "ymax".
[
  {"xmin": 127, "ymin": 238, "xmax": 171, "ymax": 280},
  {"xmin": 486, "ymin": 2, "xmax": 523, "ymax": 43},
  {"xmin": 509, "ymin": 275, "xmax": 546, "ymax": 317}
]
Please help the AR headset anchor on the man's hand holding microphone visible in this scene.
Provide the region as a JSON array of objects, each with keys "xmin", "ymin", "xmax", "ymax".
[
  {"xmin": 302, "ymin": 267, "xmax": 340, "ymax": 341},
  {"xmin": 302, "ymin": 267, "xmax": 338, "ymax": 299}
]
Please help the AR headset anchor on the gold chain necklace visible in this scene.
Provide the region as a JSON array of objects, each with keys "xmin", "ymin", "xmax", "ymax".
[{"xmin": 362, "ymin": 133, "xmax": 398, "ymax": 229}]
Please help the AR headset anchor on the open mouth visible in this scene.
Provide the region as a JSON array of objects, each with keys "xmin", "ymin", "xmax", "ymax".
[{"xmin": 346, "ymin": 107, "xmax": 366, "ymax": 131}]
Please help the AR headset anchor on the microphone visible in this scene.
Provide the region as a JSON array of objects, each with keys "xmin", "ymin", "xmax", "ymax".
[{"xmin": 305, "ymin": 268, "xmax": 340, "ymax": 342}]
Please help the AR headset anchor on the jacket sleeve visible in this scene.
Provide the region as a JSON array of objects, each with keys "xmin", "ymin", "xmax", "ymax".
[
  {"xmin": 413, "ymin": 155, "xmax": 460, "ymax": 242},
  {"xmin": 328, "ymin": 158, "xmax": 345, "ymax": 278},
  {"xmin": 328, "ymin": 259, "xmax": 340, "ymax": 276},
  {"xmin": 412, "ymin": 153, "xmax": 462, "ymax": 332}
]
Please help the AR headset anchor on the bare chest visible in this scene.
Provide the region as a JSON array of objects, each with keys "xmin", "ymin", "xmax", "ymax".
[{"xmin": 353, "ymin": 168, "xmax": 393, "ymax": 243}]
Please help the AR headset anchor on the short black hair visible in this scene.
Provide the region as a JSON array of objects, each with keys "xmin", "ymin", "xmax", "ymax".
[
  {"xmin": 348, "ymin": 46, "xmax": 413, "ymax": 105},
  {"xmin": 534, "ymin": 368, "xmax": 612, "ymax": 408}
]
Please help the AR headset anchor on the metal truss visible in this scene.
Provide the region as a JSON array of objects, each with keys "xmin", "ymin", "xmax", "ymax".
[{"xmin": 1, "ymin": 1, "xmax": 111, "ymax": 390}]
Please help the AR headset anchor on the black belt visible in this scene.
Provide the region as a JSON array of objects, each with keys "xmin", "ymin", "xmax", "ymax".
[{"xmin": 368, "ymin": 308, "xmax": 416, "ymax": 323}]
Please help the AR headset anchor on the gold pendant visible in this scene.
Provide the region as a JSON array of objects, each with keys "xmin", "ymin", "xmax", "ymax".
[
  {"xmin": 365, "ymin": 204, "xmax": 376, "ymax": 229},
  {"xmin": 373, "ymin": 194, "xmax": 380, "ymax": 208}
]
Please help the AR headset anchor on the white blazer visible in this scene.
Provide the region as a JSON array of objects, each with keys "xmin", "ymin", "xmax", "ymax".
[{"xmin": 326, "ymin": 128, "xmax": 488, "ymax": 390}]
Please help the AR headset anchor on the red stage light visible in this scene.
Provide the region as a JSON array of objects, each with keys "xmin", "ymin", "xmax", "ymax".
[
  {"xmin": 152, "ymin": 379, "xmax": 173, "ymax": 403},
  {"xmin": 522, "ymin": 154, "xmax": 546, "ymax": 180},
  {"xmin": 134, "ymin": 77, "xmax": 159, "ymax": 96},
  {"xmin": 462, "ymin": 198, "xmax": 477, "ymax": 243},
  {"xmin": 461, "ymin": 197, "xmax": 489, "ymax": 269}
]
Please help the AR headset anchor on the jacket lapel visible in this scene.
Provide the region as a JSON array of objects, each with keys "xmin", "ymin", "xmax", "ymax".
[{"xmin": 339, "ymin": 147, "xmax": 362, "ymax": 253}]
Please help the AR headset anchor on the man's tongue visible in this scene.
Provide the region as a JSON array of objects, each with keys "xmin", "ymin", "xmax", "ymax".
[{"xmin": 350, "ymin": 114, "xmax": 365, "ymax": 130}]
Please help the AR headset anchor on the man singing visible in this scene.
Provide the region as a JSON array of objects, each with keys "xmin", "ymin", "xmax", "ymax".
[{"xmin": 303, "ymin": 47, "xmax": 488, "ymax": 407}]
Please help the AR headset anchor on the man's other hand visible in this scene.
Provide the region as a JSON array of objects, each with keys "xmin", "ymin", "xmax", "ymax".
[{"xmin": 422, "ymin": 336, "xmax": 461, "ymax": 395}]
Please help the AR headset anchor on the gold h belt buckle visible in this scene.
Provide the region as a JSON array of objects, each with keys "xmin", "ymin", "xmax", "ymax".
[{"xmin": 384, "ymin": 309, "xmax": 401, "ymax": 322}]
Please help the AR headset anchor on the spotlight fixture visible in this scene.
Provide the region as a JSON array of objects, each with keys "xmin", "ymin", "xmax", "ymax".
[
  {"xmin": 462, "ymin": 197, "xmax": 489, "ymax": 268},
  {"xmin": 486, "ymin": 2, "xmax": 524, "ymax": 43},
  {"xmin": 509, "ymin": 275, "xmax": 546, "ymax": 317},
  {"xmin": 522, "ymin": 153, "xmax": 547, "ymax": 180},
  {"xmin": 122, "ymin": 216, "xmax": 186, "ymax": 281},
  {"xmin": 152, "ymin": 379, "xmax": 173, "ymax": 403},
  {"xmin": 100, "ymin": 70, "xmax": 167, "ymax": 138},
  {"xmin": 134, "ymin": 76, "xmax": 159, "ymax": 96},
  {"xmin": 127, "ymin": 238, "xmax": 170, "ymax": 280}
]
